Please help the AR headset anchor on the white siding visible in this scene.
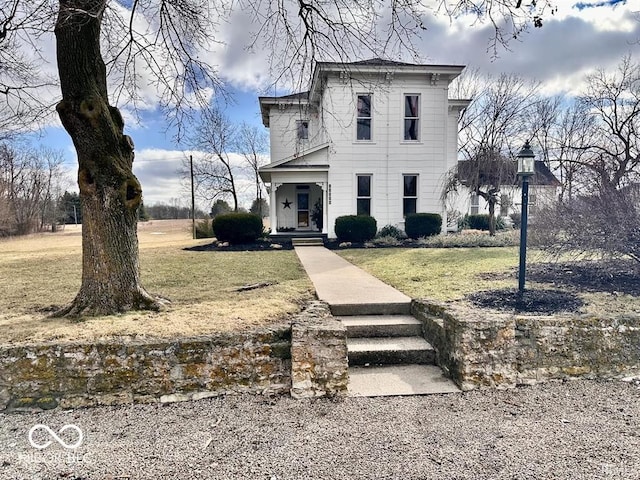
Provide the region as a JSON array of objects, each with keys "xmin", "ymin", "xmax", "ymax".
[
  {"xmin": 321, "ymin": 73, "xmax": 452, "ymax": 235},
  {"xmin": 268, "ymin": 104, "xmax": 324, "ymax": 162},
  {"xmin": 264, "ymin": 66, "xmax": 465, "ymax": 238}
]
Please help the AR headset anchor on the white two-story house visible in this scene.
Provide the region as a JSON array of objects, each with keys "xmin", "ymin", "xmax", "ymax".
[{"xmin": 258, "ymin": 58, "xmax": 469, "ymax": 238}]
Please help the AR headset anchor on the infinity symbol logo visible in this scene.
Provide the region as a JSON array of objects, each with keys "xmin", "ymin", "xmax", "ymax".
[{"xmin": 28, "ymin": 424, "xmax": 84, "ymax": 450}]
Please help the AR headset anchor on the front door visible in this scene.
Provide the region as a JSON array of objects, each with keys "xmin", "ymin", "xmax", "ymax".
[{"xmin": 297, "ymin": 192, "xmax": 309, "ymax": 228}]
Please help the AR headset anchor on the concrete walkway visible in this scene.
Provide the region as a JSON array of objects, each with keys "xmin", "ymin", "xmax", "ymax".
[
  {"xmin": 294, "ymin": 245, "xmax": 460, "ymax": 397},
  {"xmin": 293, "ymin": 246, "xmax": 411, "ymax": 315}
]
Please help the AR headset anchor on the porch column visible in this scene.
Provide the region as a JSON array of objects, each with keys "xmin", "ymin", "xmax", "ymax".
[
  {"xmin": 322, "ymin": 183, "xmax": 328, "ymax": 235},
  {"xmin": 270, "ymin": 183, "xmax": 281, "ymax": 234},
  {"xmin": 314, "ymin": 181, "xmax": 328, "ymax": 235}
]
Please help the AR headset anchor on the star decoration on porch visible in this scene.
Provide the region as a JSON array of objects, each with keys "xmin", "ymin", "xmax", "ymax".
[{"xmin": 282, "ymin": 198, "xmax": 292, "ymax": 209}]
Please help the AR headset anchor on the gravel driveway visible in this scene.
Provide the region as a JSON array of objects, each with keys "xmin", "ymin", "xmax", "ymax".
[{"xmin": 1, "ymin": 379, "xmax": 639, "ymax": 479}]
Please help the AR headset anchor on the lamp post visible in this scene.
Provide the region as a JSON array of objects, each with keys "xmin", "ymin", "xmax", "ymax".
[{"xmin": 517, "ymin": 141, "xmax": 535, "ymax": 294}]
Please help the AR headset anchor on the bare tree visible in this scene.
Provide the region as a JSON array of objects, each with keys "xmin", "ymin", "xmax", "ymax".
[
  {"xmin": 0, "ymin": 142, "xmax": 69, "ymax": 234},
  {"xmin": 0, "ymin": 1, "xmax": 57, "ymax": 137},
  {"xmin": 35, "ymin": 146, "xmax": 70, "ymax": 231},
  {"xmin": 236, "ymin": 122, "xmax": 268, "ymax": 217},
  {"xmin": 530, "ymin": 56, "xmax": 640, "ymax": 266},
  {"xmin": 573, "ymin": 56, "xmax": 640, "ymax": 193},
  {"xmin": 443, "ymin": 148, "xmax": 516, "ymax": 235},
  {"xmin": 444, "ymin": 71, "xmax": 539, "ymax": 235},
  {"xmin": 188, "ymin": 109, "xmax": 240, "ymax": 212},
  {"xmin": 532, "ymin": 186, "xmax": 640, "ymax": 265}
]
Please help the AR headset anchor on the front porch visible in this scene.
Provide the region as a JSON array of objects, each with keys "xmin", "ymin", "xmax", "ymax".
[{"xmin": 258, "ymin": 144, "xmax": 330, "ymax": 238}]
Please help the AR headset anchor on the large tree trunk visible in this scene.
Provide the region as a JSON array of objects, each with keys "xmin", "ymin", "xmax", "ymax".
[{"xmin": 54, "ymin": 1, "xmax": 165, "ymax": 316}]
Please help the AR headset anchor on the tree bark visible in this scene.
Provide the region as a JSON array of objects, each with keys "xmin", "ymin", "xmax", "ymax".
[{"xmin": 53, "ymin": 0, "xmax": 166, "ymax": 316}]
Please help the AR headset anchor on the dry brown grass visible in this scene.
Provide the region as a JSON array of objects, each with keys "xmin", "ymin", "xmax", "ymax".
[{"xmin": 0, "ymin": 220, "xmax": 313, "ymax": 346}]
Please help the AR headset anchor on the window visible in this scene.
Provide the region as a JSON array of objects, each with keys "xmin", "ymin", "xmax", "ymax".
[
  {"xmin": 404, "ymin": 94, "xmax": 420, "ymax": 141},
  {"xmin": 529, "ymin": 193, "xmax": 538, "ymax": 213},
  {"xmin": 357, "ymin": 94, "xmax": 372, "ymax": 140},
  {"xmin": 403, "ymin": 175, "xmax": 418, "ymax": 217},
  {"xmin": 470, "ymin": 193, "xmax": 479, "ymax": 215},
  {"xmin": 500, "ymin": 194, "xmax": 511, "ymax": 216},
  {"xmin": 357, "ymin": 175, "xmax": 371, "ymax": 216},
  {"xmin": 297, "ymin": 120, "xmax": 309, "ymax": 140}
]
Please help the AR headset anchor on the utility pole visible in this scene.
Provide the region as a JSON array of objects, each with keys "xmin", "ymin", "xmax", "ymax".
[{"xmin": 190, "ymin": 154, "xmax": 196, "ymax": 239}]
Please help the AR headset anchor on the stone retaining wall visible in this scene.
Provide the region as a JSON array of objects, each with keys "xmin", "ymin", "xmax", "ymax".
[
  {"xmin": 290, "ymin": 302, "xmax": 349, "ymax": 399},
  {"xmin": 0, "ymin": 302, "xmax": 348, "ymax": 412},
  {"xmin": 412, "ymin": 300, "xmax": 640, "ymax": 390}
]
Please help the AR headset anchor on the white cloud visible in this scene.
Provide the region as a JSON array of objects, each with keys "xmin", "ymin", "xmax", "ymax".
[{"xmin": 133, "ymin": 148, "xmax": 266, "ymax": 211}]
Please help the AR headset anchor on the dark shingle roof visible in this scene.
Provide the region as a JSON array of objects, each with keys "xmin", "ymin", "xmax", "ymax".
[{"xmin": 456, "ymin": 160, "xmax": 561, "ymax": 187}]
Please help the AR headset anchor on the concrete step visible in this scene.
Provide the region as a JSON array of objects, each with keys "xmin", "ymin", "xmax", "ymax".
[
  {"xmin": 348, "ymin": 364, "xmax": 460, "ymax": 397},
  {"xmin": 347, "ymin": 336, "xmax": 436, "ymax": 366},
  {"xmin": 291, "ymin": 237, "xmax": 324, "ymax": 246},
  {"xmin": 339, "ymin": 315, "xmax": 423, "ymax": 338},
  {"xmin": 330, "ymin": 302, "xmax": 411, "ymax": 316}
]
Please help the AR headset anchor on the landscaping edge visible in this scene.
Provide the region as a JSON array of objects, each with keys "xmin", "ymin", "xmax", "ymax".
[
  {"xmin": 412, "ymin": 299, "xmax": 640, "ymax": 390},
  {"xmin": 0, "ymin": 302, "xmax": 348, "ymax": 413}
]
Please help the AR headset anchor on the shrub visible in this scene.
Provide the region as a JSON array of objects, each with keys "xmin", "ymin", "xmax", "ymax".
[
  {"xmin": 530, "ymin": 186, "xmax": 640, "ymax": 263},
  {"xmin": 377, "ymin": 224, "xmax": 405, "ymax": 239},
  {"xmin": 461, "ymin": 214, "xmax": 506, "ymax": 231},
  {"xmin": 405, "ymin": 213, "xmax": 442, "ymax": 239},
  {"xmin": 510, "ymin": 212, "xmax": 521, "ymax": 229},
  {"xmin": 464, "ymin": 214, "xmax": 491, "ymax": 231},
  {"xmin": 335, "ymin": 215, "xmax": 377, "ymax": 242},
  {"xmin": 212, "ymin": 213, "xmax": 264, "ymax": 244},
  {"xmin": 418, "ymin": 230, "xmax": 519, "ymax": 248},
  {"xmin": 195, "ymin": 219, "xmax": 214, "ymax": 239}
]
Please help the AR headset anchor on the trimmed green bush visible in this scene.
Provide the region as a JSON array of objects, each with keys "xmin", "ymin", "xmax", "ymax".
[
  {"xmin": 405, "ymin": 213, "xmax": 442, "ymax": 239},
  {"xmin": 460, "ymin": 214, "xmax": 506, "ymax": 231},
  {"xmin": 465, "ymin": 214, "xmax": 491, "ymax": 231},
  {"xmin": 212, "ymin": 213, "xmax": 264, "ymax": 244},
  {"xmin": 377, "ymin": 224, "xmax": 405, "ymax": 239},
  {"xmin": 335, "ymin": 215, "xmax": 377, "ymax": 242}
]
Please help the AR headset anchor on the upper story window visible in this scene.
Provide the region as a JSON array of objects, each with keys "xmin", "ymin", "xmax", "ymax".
[
  {"xmin": 297, "ymin": 120, "xmax": 309, "ymax": 140},
  {"xmin": 356, "ymin": 174, "xmax": 371, "ymax": 216},
  {"xmin": 403, "ymin": 174, "xmax": 418, "ymax": 217},
  {"xmin": 404, "ymin": 94, "xmax": 420, "ymax": 141},
  {"xmin": 357, "ymin": 94, "xmax": 372, "ymax": 141}
]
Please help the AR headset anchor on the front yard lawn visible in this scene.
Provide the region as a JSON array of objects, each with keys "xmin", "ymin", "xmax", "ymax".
[
  {"xmin": 337, "ymin": 247, "xmax": 640, "ymax": 316},
  {"xmin": 0, "ymin": 220, "xmax": 313, "ymax": 345}
]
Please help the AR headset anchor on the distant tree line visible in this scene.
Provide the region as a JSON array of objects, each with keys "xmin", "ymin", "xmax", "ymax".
[{"xmin": 144, "ymin": 203, "xmax": 208, "ymax": 220}]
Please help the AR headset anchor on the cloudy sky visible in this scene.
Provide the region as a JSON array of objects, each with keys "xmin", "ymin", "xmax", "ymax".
[{"xmin": 32, "ymin": 0, "xmax": 640, "ymax": 210}]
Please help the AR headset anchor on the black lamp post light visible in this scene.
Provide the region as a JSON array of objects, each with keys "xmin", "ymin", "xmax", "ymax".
[
  {"xmin": 517, "ymin": 140, "xmax": 536, "ymax": 295},
  {"xmin": 467, "ymin": 140, "xmax": 582, "ymax": 313}
]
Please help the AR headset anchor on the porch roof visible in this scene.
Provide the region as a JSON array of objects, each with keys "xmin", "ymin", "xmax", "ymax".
[
  {"xmin": 259, "ymin": 164, "xmax": 329, "ymax": 183},
  {"xmin": 261, "ymin": 142, "xmax": 330, "ymax": 169}
]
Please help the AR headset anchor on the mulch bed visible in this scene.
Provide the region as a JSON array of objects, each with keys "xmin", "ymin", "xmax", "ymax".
[
  {"xmin": 468, "ymin": 288, "xmax": 584, "ymax": 314},
  {"xmin": 185, "ymin": 240, "xmax": 294, "ymax": 252},
  {"xmin": 470, "ymin": 258, "xmax": 640, "ymax": 314}
]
